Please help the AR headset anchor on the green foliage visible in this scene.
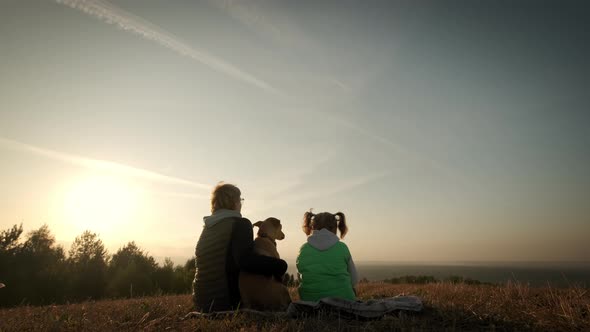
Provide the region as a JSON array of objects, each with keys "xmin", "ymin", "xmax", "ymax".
[
  {"xmin": 21, "ymin": 225, "xmax": 68, "ymax": 305},
  {"xmin": 0, "ymin": 224, "xmax": 197, "ymax": 308},
  {"xmin": 0, "ymin": 223, "xmax": 23, "ymax": 253},
  {"xmin": 0, "ymin": 224, "xmax": 68, "ymax": 306},
  {"xmin": 384, "ymin": 275, "xmax": 438, "ymax": 284},
  {"xmin": 445, "ymin": 275, "xmax": 487, "ymax": 285},
  {"xmin": 66, "ymin": 231, "xmax": 109, "ymax": 301},
  {"xmin": 0, "ymin": 224, "xmax": 24, "ymax": 306},
  {"xmin": 68, "ymin": 231, "xmax": 108, "ymax": 264},
  {"xmin": 107, "ymin": 241, "xmax": 158, "ymax": 298},
  {"xmin": 179, "ymin": 257, "xmax": 196, "ymax": 293},
  {"xmin": 383, "ymin": 275, "xmax": 490, "ymax": 285}
]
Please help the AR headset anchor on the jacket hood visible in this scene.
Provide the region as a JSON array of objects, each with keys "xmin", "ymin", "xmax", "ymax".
[
  {"xmin": 203, "ymin": 209, "xmax": 242, "ymax": 228},
  {"xmin": 307, "ymin": 229, "xmax": 340, "ymax": 251}
]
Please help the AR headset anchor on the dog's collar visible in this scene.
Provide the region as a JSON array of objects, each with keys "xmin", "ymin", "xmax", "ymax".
[{"xmin": 259, "ymin": 233, "xmax": 277, "ymax": 246}]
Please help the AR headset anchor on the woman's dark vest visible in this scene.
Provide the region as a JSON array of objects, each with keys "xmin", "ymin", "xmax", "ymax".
[{"xmin": 192, "ymin": 218, "xmax": 236, "ymax": 312}]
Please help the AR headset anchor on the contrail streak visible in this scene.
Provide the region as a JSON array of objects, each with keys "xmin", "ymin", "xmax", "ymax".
[
  {"xmin": 55, "ymin": 0, "xmax": 284, "ymax": 97},
  {"xmin": 247, "ymin": 170, "xmax": 391, "ymax": 215},
  {"xmin": 54, "ymin": 0, "xmax": 456, "ymax": 182},
  {"xmin": 149, "ymin": 190, "xmax": 209, "ymax": 200},
  {"xmin": 55, "ymin": 0, "xmax": 429, "ymax": 166},
  {"xmin": 281, "ymin": 170, "xmax": 391, "ymax": 204},
  {"xmin": 0, "ymin": 137, "xmax": 211, "ymax": 190}
]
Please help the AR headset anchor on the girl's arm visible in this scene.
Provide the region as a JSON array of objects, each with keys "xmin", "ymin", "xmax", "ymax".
[{"xmin": 347, "ymin": 255, "xmax": 359, "ymax": 286}]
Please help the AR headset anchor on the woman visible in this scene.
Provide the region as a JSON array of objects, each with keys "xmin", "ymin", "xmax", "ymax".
[{"xmin": 192, "ymin": 182, "xmax": 287, "ymax": 312}]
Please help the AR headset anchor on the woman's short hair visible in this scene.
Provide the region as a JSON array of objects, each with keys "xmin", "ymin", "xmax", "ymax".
[{"xmin": 211, "ymin": 182, "xmax": 241, "ymax": 213}]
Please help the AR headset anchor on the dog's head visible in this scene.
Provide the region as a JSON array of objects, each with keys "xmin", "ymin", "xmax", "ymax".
[{"xmin": 253, "ymin": 217, "xmax": 285, "ymax": 241}]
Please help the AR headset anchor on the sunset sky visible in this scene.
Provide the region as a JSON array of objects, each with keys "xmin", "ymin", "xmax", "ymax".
[{"xmin": 1, "ymin": 0, "xmax": 589, "ymax": 264}]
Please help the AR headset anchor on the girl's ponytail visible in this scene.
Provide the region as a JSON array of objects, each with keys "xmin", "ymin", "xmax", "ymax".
[
  {"xmin": 335, "ymin": 212, "xmax": 348, "ymax": 239},
  {"xmin": 302, "ymin": 210, "xmax": 314, "ymax": 235}
]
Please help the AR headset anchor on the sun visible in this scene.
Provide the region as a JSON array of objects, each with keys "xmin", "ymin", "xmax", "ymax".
[{"xmin": 63, "ymin": 174, "xmax": 138, "ymax": 238}]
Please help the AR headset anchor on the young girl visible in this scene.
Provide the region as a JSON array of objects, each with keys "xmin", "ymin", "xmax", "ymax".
[{"xmin": 296, "ymin": 211, "xmax": 359, "ymax": 301}]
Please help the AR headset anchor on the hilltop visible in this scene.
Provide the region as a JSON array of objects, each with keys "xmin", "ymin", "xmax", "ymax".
[{"xmin": 0, "ymin": 281, "xmax": 588, "ymax": 331}]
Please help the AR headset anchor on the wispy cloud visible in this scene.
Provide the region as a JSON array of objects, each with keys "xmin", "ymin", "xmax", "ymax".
[
  {"xmin": 0, "ymin": 137, "xmax": 211, "ymax": 190},
  {"xmin": 251, "ymin": 150, "xmax": 338, "ymax": 197},
  {"xmin": 210, "ymin": 2, "xmax": 444, "ymax": 171},
  {"xmin": 55, "ymin": 0, "xmax": 456, "ymax": 185},
  {"xmin": 280, "ymin": 170, "xmax": 392, "ymax": 204},
  {"xmin": 148, "ymin": 190, "xmax": 209, "ymax": 200},
  {"xmin": 291, "ymin": 103, "xmax": 461, "ymax": 179},
  {"xmin": 329, "ymin": 78, "xmax": 352, "ymax": 92},
  {"xmin": 55, "ymin": 0, "xmax": 284, "ymax": 96},
  {"xmin": 209, "ymin": 0, "xmax": 355, "ymax": 101},
  {"xmin": 247, "ymin": 170, "xmax": 391, "ymax": 215},
  {"xmin": 209, "ymin": 0, "xmax": 316, "ymax": 51}
]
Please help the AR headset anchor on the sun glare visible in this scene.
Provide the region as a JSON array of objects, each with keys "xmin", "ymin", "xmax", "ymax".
[{"xmin": 64, "ymin": 175, "xmax": 138, "ymax": 238}]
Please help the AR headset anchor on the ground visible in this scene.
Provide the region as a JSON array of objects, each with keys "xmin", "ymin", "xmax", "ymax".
[{"xmin": 0, "ymin": 282, "xmax": 588, "ymax": 331}]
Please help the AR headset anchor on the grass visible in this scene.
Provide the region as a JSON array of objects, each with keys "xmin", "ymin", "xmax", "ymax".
[{"xmin": 0, "ymin": 281, "xmax": 588, "ymax": 331}]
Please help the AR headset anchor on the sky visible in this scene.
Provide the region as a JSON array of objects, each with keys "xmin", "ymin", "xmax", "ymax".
[{"xmin": 1, "ymin": 0, "xmax": 589, "ymax": 265}]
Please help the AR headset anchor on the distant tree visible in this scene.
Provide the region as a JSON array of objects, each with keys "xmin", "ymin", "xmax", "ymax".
[
  {"xmin": 384, "ymin": 275, "xmax": 438, "ymax": 284},
  {"xmin": 170, "ymin": 267, "xmax": 187, "ymax": 294},
  {"xmin": 67, "ymin": 231, "xmax": 109, "ymax": 300},
  {"xmin": 179, "ymin": 257, "xmax": 196, "ymax": 294},
  {"xmin": 0, "ymin": 224, "xmax": 23, "ymax": 254},
  {"xmin": 0, "ymin": 224, "xmax": 25, "ymax": 307},
  {"xmin": 68, "ymin": 231, "xmax": 108, "ymax": 264},
  {"xmin": 22, "ymin": 225, "xmax": 56, "ymax": 255},
  {"xmin": 107, "ymin": 241, "xmax": 157, "ymax": 298},
  {"xmin": 279, "ymin": 273, "xmax": 299, "ymax": 287},
  {"xmin": 443, "ymin": 275, "xmax": 487, "ymax": 285},
  {"xmin": 184, "ymin": 257, "xmax": 196, "ymax": 279},
  {"xmin": 19, "ymin": 225, "xmax": 67, "ymax": 305},
  {"xmin": 446, "ymin": 275, "xmax": 464, "ymax": 284},
  {"xmin": 0, "ymin": 224, "xmax": 24, "ymax": 279},
  {"xmin": 153, "ymin": 257, "xmax": 175, "ymax": 294},
  {"xmin": 463, "ymin": 277, "xmax": 483, "ymax": 285}
]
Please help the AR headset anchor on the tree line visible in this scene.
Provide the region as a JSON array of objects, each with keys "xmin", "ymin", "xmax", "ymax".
[
  {"xmin": 0, "ymin": 224, "xmax": 196, "ymax": 307},
  {"xmin": 0, "ymin": 223, "xmax": 305, "ymax": 308},
  {"xmin": 383, "ymin": 275, "xmax": 489, "ymax": 285}
]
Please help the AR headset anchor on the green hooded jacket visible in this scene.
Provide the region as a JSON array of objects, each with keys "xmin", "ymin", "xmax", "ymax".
[{"xmin": 296, "ymin": 229, "xmax": 358, "ymax": 301}]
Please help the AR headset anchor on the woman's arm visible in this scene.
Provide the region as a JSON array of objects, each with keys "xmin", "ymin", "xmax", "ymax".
[{"xmin": 231, "ymin": 219, "xmax": 287, "ymax": 278}]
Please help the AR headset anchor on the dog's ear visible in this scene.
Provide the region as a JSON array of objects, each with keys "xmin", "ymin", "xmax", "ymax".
[
  {"xmin": 266, "ymin": 217, "xmax": 281, "ymax": 227},
  {"xmin": 253, "ymin": 221, "xmax": 263, "ymax": 228}
]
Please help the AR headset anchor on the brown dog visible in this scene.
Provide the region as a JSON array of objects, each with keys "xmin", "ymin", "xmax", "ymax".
[{"xmin": 239, "ymin": 217, "xmax": 292, "ymax": 310}]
